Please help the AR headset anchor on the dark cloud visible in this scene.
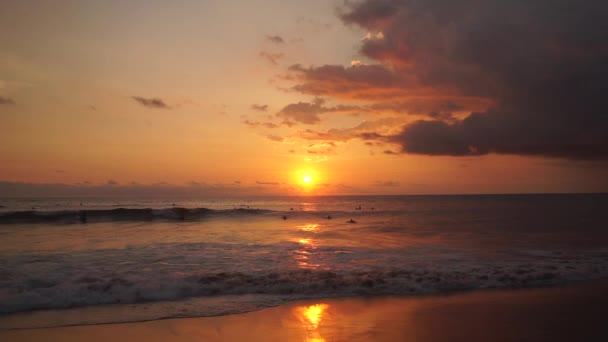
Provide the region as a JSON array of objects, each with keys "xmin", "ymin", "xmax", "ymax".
[
  {"xmin": 266, "ymin": 35, "xmax": 284, "ymax": 44},
  {"xmin": 276, "ymin": 98, "xmax": 360, "ymax": 124},
  {"xmin": 0, "ymin": 96, "xmax": 15, "ymax": 105},
  {"xmin": 260, "ymin": 51, "xmax": 284, "ymax": 66},
  {"xmin": 132, "ymin": 96, "xmax": 169, "ymax": 109},
  {"xmin": 285, "ymin": 0, "xmax": 608, "ymax": 160},
  {"xmin": 251, "ymin": 104, "xmax": 269, "ymax": 111},
  {"xmin": 391, "ymin": 113, "xmax": 608, "ymax": 159}
]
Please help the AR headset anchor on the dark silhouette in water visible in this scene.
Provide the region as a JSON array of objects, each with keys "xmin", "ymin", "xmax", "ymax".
[
  {"xmin": 355, "ymin": 205, "xmax": 362, "ymax": 210},
  {"xmin": 174, "ymin": 207, "xmax": 187, "ymax": 220},
  {"xmin": 79, "ymin": 210, "xmax": 87, "ymax": 223},
  {"xmin": 347, "ymin": 219, "xmax": 357, "ymax": 223},
  {"xmin": 282, "ymin": 215, "xmax": 287, "ymax": 220},
  {"xmin": 326, "ymin": 215, "xmax": 332, "ymax": 219}
]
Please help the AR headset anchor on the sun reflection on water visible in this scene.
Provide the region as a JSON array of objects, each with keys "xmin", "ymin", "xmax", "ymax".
[
  {"xmin": 292, "ymin": 222, "xmax": 324, "ymax": 269},
  {"xmin": 298, "ymin": 224, "xmax": 319, "ymax": 232}
]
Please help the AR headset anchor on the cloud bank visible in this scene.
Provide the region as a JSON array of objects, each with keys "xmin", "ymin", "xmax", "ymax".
[{"xmin": 285, "ymin": 0, "xmax": 608, "ymax": 160}]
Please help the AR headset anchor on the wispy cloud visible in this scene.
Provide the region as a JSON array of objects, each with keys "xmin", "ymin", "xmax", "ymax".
[
  {"xmin": 0, "ymin": 96, "xmax": 15, "ymax": 105},
  {"xmin": 265, "ymin": 35, "xmax": 284, "ymax": 44},
  {"xmin": 259, "ymin": 51, "xmax": 284, "ymax": 66},
  {"xmin": 251, "ymin": 104, "xmax": 269, "ymax": 111},
  {"xmin": 276, "ymin": 98, "xmax": 360, "ymax": 125},
  {"xmin": 132, "ymin": 96, "xmax": 169, "ymax": 109}
]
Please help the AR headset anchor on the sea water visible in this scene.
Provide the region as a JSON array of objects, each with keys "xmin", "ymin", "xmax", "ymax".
[{"xmin": 0, "ymin": 194, "xmax": 607, "ymax": 328}]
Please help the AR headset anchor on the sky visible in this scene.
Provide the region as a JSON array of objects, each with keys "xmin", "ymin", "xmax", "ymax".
[{"xmin": 1, "ymin": 0, "xmax": 607, "ymax": 196}]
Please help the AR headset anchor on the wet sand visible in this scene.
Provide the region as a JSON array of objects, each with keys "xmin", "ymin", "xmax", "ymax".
[{"xmin": 2, "ymin": 280, "xmax": 608, "ymax": 342}]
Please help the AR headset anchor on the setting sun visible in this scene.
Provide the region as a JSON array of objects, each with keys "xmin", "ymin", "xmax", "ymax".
[{"xmin": 295, "ymin": 169, "xmax": 319, "ymax": 189}]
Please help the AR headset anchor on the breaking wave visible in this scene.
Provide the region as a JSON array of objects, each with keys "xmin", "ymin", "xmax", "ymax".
[
  {"xmin": 1, "ymin": 247, "xmax": 607, "ymax": 315},
  {"xmin": 0, "ymin": 207, "xmax": 275, "ymax": 224}
]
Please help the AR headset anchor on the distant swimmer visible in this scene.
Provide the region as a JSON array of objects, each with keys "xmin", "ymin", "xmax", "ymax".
[
  {"xmin": 290, "ymin": 208, "xmax": 294, "ymax": 211},
  {"xmin": 326, "ymin": 215, "xmax": 332, "ymax": 220},
  {"xmin": 282, "ymin": 215, "xmax": 288, "ymax": 220},
  {"xmin": 347, "ymin": 219, "xmax": 357, "ymax": 223},
  {"xmin": 371, "ymin": 207, "xmax": 375, "ymax": 211},
  {"xmin": 355, "ymin": 205, "xmax": 362, "ymax": 210}
]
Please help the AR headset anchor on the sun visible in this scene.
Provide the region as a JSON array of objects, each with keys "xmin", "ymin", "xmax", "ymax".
[{"xmin": 296, "ymin": 169, "xmax": 318, "ymax": 189}]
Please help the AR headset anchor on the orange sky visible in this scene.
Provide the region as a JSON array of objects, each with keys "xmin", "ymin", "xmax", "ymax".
[{"xmin": 1, "ymin": 0, "xmax": 607, "ymax": 196}]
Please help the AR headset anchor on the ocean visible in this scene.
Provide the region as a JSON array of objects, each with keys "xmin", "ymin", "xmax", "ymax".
[{"xmin": 1, "ymin": 194, "xmax": 607, "ymax": 328}]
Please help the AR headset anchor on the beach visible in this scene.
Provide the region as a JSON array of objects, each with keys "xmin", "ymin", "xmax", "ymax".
[{"xmin": 2, "ymin": 280, "xmax": 607, "ymax": 342}]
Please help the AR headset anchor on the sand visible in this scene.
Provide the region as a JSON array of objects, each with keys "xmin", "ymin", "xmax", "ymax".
[{"xmin": 2, "ymin": 280, "xmax": 607, "ymax": 341}]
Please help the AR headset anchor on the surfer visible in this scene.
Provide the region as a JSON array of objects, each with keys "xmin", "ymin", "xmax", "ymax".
[{"xmin": 347, "ymin": 219, "xmax": 357, "ymax": 223}]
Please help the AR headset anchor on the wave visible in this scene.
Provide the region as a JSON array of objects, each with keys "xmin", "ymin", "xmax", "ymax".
[
  {"xmin": 2, "ymin": 249, "xmax": 607, "ymax": 315},
  {"xmin": 0, "ymin": 207, "xmax": 388, "ymax": 224},
  {"xmin": 0, "ymin": 207, "xmax": 275, "ymax": 224}
]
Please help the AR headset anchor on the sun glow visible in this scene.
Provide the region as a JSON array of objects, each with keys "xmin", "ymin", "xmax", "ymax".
[{"xmin": 296, "ymin": 169, "xmax": 318, "ymax": 188}]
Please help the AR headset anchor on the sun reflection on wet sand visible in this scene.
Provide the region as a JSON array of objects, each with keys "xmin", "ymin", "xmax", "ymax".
[{"xmin": 296, "ymin": 303, "xmax": 329, "ymax": 342}]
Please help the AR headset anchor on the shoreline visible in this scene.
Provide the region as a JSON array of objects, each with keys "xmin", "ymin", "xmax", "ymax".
[{"xmin": 2, "ymin": 279, "xmax": 607, "ymax": 341}]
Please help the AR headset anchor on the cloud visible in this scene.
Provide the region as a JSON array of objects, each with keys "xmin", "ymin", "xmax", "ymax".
[
  {"xmin": 390, "ymin": 113, "xmax": 608, "ymax": 159},
  {"xmin": 132, "ymin": 96, "xmax": 169, "ymax": 109},
  {"xmin": 276, "ymin": 98, "xmax": 360, "ymax": 124},
  {"xmin": 0, "ymin": 96, "xmax": 15, "ymax": 105},
  {"xmin": 256, "ymin": 181, "xmax": 280, "ymax": 185},
  {"xmin": 266, "ymin": 35, "xmax": 285, "ymax": 44},
  {"xmin": 288, "ymin": 63, "xmax": 420, "ymax": 100},
  {"xmin": 260, "ymin": 51, "xmax": 284, "ymax": 66},
  {"xmin": 0, "ymin": 181, "xmax": 289, "ymax": 197},
  {"xmin": 243, "ymin": 119, "xmax": 280, "ymax": 129},
  {"xmin": 251, "ymin": 104, "xmax": 269, "ymax": 111},
  {"xmin": 266, "ymin": 135, "xmax": 285, "ymax": 142},
  {"xmin": 294, "ymin": 117, "xmax": 406, "ymax": 142},
  {"xmin": 283, "ymin": 0, "xmax": 608, "ymax": 160},
  {"xmin": 373, "ymin": 181, "xmax": 400, "ymax": 187}
]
